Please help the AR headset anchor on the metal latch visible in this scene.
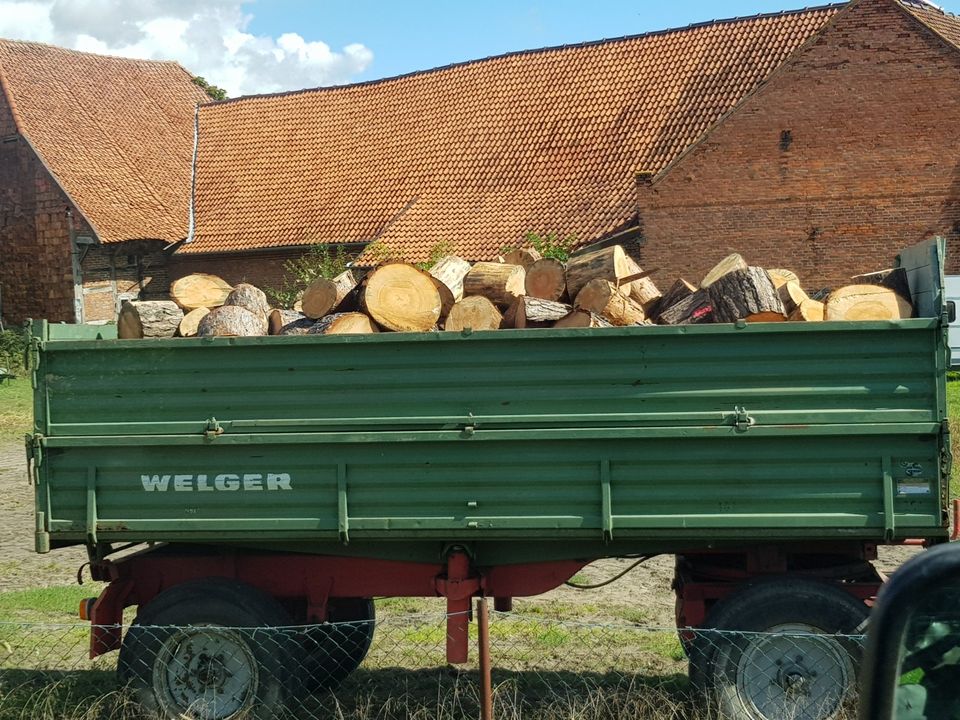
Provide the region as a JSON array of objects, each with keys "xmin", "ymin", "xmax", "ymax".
[
  {"xmin": 461, "ymin": 413, "xmax": 476, "ymax": 437},
  {"xmin": 733, "ymin": 406, "xmax": 755, "ymax": 433},
  {"xmin": 204, "ymin": 417, "xmax": 224, "ymax": 441}
]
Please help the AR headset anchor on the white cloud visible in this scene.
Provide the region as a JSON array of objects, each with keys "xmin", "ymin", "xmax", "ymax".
[{"xmin": 0, "ymin": 0, "xmax": 373, "ymax": 96}]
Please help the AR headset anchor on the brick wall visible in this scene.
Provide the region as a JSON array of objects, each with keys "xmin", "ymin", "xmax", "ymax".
[
  {"xmin": 169, "ymin": 248, "xmax": 310, "ymax": 297},
  {"xmin": 0, "ymin": 92, "xmax": 76, "ymax": 324},
  {"xmin": 637, "ymin": 0, "xmax": 960, "ymax": 291}
]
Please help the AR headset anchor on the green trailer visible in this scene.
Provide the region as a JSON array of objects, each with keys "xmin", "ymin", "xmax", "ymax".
[{"xmin": 26, "ymin": 238, "xmax": 953, "ymax": 719}]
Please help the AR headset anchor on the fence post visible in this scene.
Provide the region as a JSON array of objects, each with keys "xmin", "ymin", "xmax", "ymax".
[{"xmin": 477, "ymin": 597, "xmax": 493, "ymax": 720}]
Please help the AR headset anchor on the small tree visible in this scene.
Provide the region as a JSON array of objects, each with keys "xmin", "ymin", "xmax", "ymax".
[
  {"xmin": 192, "ymin": 76, "xmax": 228, "ymax": 101},
  {"xmin": 265, "ymin": 244, "xmax": 356, "ymax": 309}
]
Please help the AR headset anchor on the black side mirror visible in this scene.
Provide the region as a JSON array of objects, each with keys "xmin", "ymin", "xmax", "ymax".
[
  {"xmin": 859, "ymin": 542, "xmax": 960, "ymax": 720},
  {"xmin": 948, "ymin": 300, "xmax": 957, "ymax": 324}
]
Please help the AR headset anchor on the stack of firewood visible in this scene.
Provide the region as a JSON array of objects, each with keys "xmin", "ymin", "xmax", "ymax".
[{"xmin": 115, "ymin": 245, "xmax": 914, "ymax": 339}]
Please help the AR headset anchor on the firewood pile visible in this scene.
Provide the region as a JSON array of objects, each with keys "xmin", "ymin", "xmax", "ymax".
[{"xmin": 115, "ymin": 245, "xmax": 915, "ymax": 339}]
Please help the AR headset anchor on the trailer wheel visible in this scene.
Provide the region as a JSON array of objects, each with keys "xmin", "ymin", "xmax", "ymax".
[
  {"xmin": 301, "ymin": 598, "xmax": 375, "ymax": 691},
  {"xmin": 118, "ymin": 578, "xmax": 295, "ymax": 720},
  {"xmin": 698, "ymin": 578, "xmax": 868, "ymax": 720}
]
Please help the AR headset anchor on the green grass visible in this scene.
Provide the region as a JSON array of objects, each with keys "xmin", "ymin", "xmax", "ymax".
[
  {"xmin": 0, "ymin": 377, "xmax": 30, "ymax": 440},
  {"xmin": 0, "ymin": 585, "xmax": 102, "ymax": 623},
  {"xmin": 947, "ymin": 378, "xmax": 960, "ymax": 497}
]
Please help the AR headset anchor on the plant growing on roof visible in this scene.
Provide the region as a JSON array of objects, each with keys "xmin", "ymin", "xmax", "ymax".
[
  {"xmin": 191, "ymin": 76, "xmax": 228, "ymax": 101},
  {"xmin": 413, "ymin": 241, "xmax": 455, "ymax": 271},
  {"xmin": 264, "ymin": 244, "xmax": 356, "ymax": 310}
]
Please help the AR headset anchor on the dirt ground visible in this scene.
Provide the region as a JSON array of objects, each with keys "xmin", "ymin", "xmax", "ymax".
[{"xmin": 0, "ymin": 438, "xmax": 920, "ymax": 623}]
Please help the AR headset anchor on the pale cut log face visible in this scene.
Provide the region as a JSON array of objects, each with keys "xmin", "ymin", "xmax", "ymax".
[
  {"xmin": 170, "ymin": 273, "xmax": 233, "ymax": 311},
  {"xmin": 824, "ymin": 284, "xmax": 913, "ymax": 321},
  {"xmin": 445, "ymin": 296, "xmax": 502, "ymax": 331},
  {"xmin": 178, "ymin": 307, "xmax": 210, "ymax": 337},
  {"xmin": 365, "ymin": 264, "xmax": 442, "ymax": 331}
]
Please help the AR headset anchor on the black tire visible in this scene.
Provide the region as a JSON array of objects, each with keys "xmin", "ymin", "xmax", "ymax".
[
  {"xmin": 118, "ymin": 577, "xmax": 296, "ymax": 720},
  {"xmin": 300, "ymin": 598, "xmax": 375, "ymax": 692},
  {"xmin": 694, "ymin": 577, "xmax": 868, "ymax": 720}
]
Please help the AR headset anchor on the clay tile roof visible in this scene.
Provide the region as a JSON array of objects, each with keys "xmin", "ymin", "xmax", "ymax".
[
  {"xmin": 186, "ymin": 4, "xmax": 841, "ymax": 261},
  {"xmin": 899, "ymin": 0, "xmax": 960, "ymax": 51},
  {"xmin": 0, "ymin": 39, "xmax": 209, "ymax": 243}
]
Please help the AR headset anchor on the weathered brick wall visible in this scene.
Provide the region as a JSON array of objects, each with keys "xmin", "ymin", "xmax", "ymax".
[
  {"xmin": 169, "ymin": 248, "xmax": 309, "ymax": 297},
  {"xmin": 637, "ymin": 0, "xmax": 960, "ymax": 292},
  {"xmin": 0, "ymin": 93, "xmax": 77, "ymax": 324}
]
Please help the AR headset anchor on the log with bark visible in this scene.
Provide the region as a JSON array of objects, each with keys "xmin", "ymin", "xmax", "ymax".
[
  {"xmin": 500, "ymin": 247, "xmax": 541, "ymax": 269},
  {"xmin": 428, "ymin": 275, "xmax": 455, "ymax": 322},
  {"xmin": 574, "ymin": 279, "xmax": 647, "ymax": 326},
  {"xmin": 224, "ymin": 283, "xmax": 270, "ymax": 319},
  {"xmin": 268, "ymin": 309, "xmax": 306, "ymax": 335},
  {"xmin": 850, "ymin": 267, "xmax": 912, "ymax": 302},
  {"xmin": 823, "ymin": 285, "xmax": 913, "ymax": 321},
  {"xmin": 428, "ymin": 255, "xmax": 472, "ymax": 301},
  {"xmin": 170, "ymin": 273, "xmax": 233, "ymax": 310},
  {"xmin": 363, "ymin": 263, "xmax": 442, "ymax": 332},
  {"xmin": 119, "ymin": 300, "xmax": 184, "ymax": 339},
  {"xmin": 658, "ymin": 289, "xmax": 714, "ymax": 325},
  {"xmin": 178, "ymin": 307, "xmax": 209, "ymax": 337},
  {"xmin": 708, "ymin": 267, "xmax": 786, "ymax": 323},
  {"xmin": 463, "ymin": 262, "xmax": 526, "ymax": 307},
  {"xmin": 505, "ymin": 296, "xmax": 571, "ymax": 328},
  {"xmin": 445, "ymin": 296, "xmax": 503, "ymax": 331},
  {"xmin": 564, "ymin": 245, "xmax": 634, "ymax": 300},
  {"xmin": 524, "ymin": 258, "xmax": 567, "ymax": 302},
  {"xmin": 788, "ymin": 299, "xmax": 825, "ymax": 322},
  {"xmin": 197, "ymin": 305, "xmax": 268, "ymax": 337},
  {"xmin": 553, "ymin": 310, "xmax": 613, "ymax": 328},
  {"xmin": 653, "ymin": 279, "xmax": 697, "ymax": 322},
  {"xmin": 301, "ymin": 270, "xmax": 358, "ymax": 319},
  {"xmin": 777, "ymin": 281, "xmax": 809, "ymax": 316},
  {"xmin": 308, "ymin": 312, "xmax": 379, "ymax": 335},
  {"xmin": 700, "ymin": 253, "xmax": 748, "ymax": 289}
]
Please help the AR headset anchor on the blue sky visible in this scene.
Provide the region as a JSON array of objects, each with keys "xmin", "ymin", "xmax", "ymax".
[{"xmin": 250, "ymin": 0, "xmax": 960, "ymax": 83}]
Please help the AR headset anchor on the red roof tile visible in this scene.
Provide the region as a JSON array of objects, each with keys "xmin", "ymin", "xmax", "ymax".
[
  {"xmin": 186, "ymin": 5, "xmax": 844, "ymax": 260},
  {"xmin": 0, "ymin": 39, "xmax": 208, "ymax": 243},
  {"xmin": 899, "ymin": 0, "xmax": 960, "ymax": 51}
]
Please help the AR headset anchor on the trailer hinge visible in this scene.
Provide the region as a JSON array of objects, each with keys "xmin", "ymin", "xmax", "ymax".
[
  {"xmin": 732, "ymin": 406, "xmax": 755, "ymax": 433},
  {"xmin": 203, "ymin": 417, "xmax": 224, "ymax": 441},
  {"xmin": 24, "ymin": 433, "xmax": 43, "ymax": 485},
  {"xmin": 28, "ymin": 336, "xmax": 41, "ymax": 389},
  {"xmin": 941, "ymin": 420, "xmax": 953, "ymax": 482}
]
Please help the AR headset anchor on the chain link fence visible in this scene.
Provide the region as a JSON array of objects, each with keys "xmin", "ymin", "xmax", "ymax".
[{"xmin": 0, "ymin": 611, "xmax": 865, "ymax": 720}]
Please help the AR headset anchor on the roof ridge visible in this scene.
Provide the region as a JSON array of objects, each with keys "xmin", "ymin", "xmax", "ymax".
[
  {"xmin": 898, "ymin": 0, "xmax": 957, "ymax": 17},
  {"xmin": 0, "ymin": 37, "xmax": 182, "ymax": 68},
  {"xmin": 203, "ymin": 2, "xmax": 846, "ymax": 108}
]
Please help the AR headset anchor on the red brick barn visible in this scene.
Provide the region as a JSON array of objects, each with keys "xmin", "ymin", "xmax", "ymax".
[{"xmin": 0, "ymin": 40, "xmax": 208, "ymax": 324}]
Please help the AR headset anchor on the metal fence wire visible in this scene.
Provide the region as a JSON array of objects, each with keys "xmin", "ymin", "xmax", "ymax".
[{"xmin": 0, "ymin": 611, "xmax": 867, "ymax": 720}]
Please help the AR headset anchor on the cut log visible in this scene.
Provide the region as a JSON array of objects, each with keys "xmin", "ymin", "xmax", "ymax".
[
  {"xmin": 169, "ymin": 273, "xmax": 233, "ymax": 311},
  {"xmin": 653, "ymin": 278, "xmax": 697, "ymax": 322},
  {"xmin": 268, "ymin": 309, "xmax": 305, "ymax": 335},
  {"xmin": 506, "ymin": 296, "xmax": 571, "ymax": 328},
  {"xmin": 197, "ymin": 305, "xmax": 268, "ymax": 337},
  {"xmin": 279, "ymin": 318, "xmax": 315, "ymax": 336},
  {"xmin": 427, "ymin": 275, "xmax": 455, "ymax": 322},
  {"xmin": 708, "ymin": 267, "xmax": 785, "ymax": 323},
  {"xmin": 118, "ymin": 300, "xmax": 184, "ymax": 339},
  {"xmin": 564, "ymin": 245, "xmax": 634, "ymax": 300},
  {"xmin": 363, "ymin": 263, "xmax": 442, "ymax": 332},
  {"xmin": 500, "ymin": 247, "xmax": 541, "ymax": 269},
  {"xmin": 622, "ymin": 256, "xmax": 661, "ymax": 311},
  {"xmin": 824, "ymin": 285, "xmax": 913, "ymax": 321},
  {"xmin": 553, "ymin": 310, "xmax": 613, "ymax": 328},
  {"xmin": 700, "ymin": 253, "xmax": 748, "ymax": 289},
  {"xmin": 445, "ymin": 296, "xmax": 503, "ymax": 332},
  {"xmin": 463, "ymin": 262, "xmax": 526, "ymax": 307},
  {"xmin": 301, "ymin": 270, "xmax": 358, "ymax": 319},
  {"xmin": 178, "ymin": 307, "xmax": 209, "ymax": 337},
  {"xmin": 308, "ymin": 312, "xmax": 379, "ymax": 335},
  {"xmin": 788, "ymin": 299, "xmax": 825, "ymax": 322},
  {"xmin": 224, "ymin": 283, "xmax": 270, "ymax": 319},
  {"xmin": 428, "ymin": 255, "xmax": 472, "ymax": 301},
  {"xmin": 767, "ymin": 269, "xmax": 800, "ymax": 289},
  {"xmin": 850, "ymin": 267, "xmax": 912, "ymax": 302},
  {"xmin": 777, "ymin": 281, "xmax": 809, "ymax": 315},
  {"xmin": 575, "ymin": 279, "xmax": 646, "ymax": 326},
  {"xmin": 658, "ymin": 289, "xmax": 714, "ymax": 325},
  {"xmin": 524, "ymin": 258, "xmax": 567, "ymax": 302}
]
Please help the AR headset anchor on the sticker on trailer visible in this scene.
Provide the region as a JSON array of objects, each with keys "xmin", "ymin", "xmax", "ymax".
[{"xmin": 140, "ymin": 473, "xmax": 293, "ymax": 492}]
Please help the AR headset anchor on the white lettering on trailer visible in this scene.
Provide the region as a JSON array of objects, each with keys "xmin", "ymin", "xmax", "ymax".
[{"xmin": 140, "ymin": 473, "xmax": 293, "ymax": 492}]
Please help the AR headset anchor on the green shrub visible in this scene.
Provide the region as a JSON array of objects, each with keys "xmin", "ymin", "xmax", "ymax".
[
  {"xmin": 0, "ymin": 329, "xmax": 26, "ymax": 372},
  {"xmin": 265, "ymin": 244, "xmax": 357, "ymax": 309}
]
